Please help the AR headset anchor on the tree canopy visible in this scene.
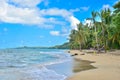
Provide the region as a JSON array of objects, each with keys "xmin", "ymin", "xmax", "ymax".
[{"xmin": 69, "ymin": 1, "xmax": 120, "ymax": 52}]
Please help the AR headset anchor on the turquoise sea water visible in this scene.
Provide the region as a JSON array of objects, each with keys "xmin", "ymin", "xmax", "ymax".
[{"xmin": 0, "ymin": 49, "xmax": 72, "ymax": 80}]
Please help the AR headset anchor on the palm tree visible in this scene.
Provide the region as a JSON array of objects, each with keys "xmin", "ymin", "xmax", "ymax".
[
  {"xmin": 69, "ymin": 30, "xmax": 78, "ymax": 49},
  {"xmin": 113, "ymin": 1, "xmax": 120, "ymax": 13},
  {"xmin": 110, "ymin": 1, "xmax": 120, "ymax": 48},
  {"xmin": 98, "ymin": 8, "xmax": 112, "ymax": 52},
  {"xmin": 76, "ymin": 23, "xmax": 87, "ymax": 51},
  {"xmin": 91, "ymin": 11, "xmax": 100, "ymax": 52},
  {"xmin": 69, "ymin": 1, "xmax": 120, "ymax": 50},
  {"xmin": 69, "ymin": 23, "xmax": 88, "ymax": 51},
  {"xmin": 112, "ymin": 15, "xmax": 120, "ymax": 44}
]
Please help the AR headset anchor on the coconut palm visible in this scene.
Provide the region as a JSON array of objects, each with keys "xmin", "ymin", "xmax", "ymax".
[
  {"xmin": 91, "ymin": 11, "xmax": 100, "ymax": 52},
  {"xmin": 112, "ymin": 14, "xmax": 120, "ymax": 44},
  {"xmin": 113, "ymin": 1, "xmax": 120, "ymax": 13},
  {"xmin": 76, "ymin": 23, "xmax": 88, "ymax": 51},
  {"xmin": 69, "ymin": 29, "xmax": 78, "ymax": 49},
  {"xmin": 69, "ymin": 1, "xmax": 120, "ymax": 50},
  {"xmin": 98, "ymin": 8, "xmax": 112, "ymax": 52},
  {"xmin": 110, "ymin": 1, "xmax": 120, "ymax": 47}
]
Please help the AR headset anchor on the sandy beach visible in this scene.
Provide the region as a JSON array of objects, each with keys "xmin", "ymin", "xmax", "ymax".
[{"xmin": 67, "ymin": 50, "xmax": 120, "ymax": 80}]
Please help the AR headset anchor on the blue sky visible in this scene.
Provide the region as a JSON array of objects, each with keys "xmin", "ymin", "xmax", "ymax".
[{"xmin": 0, "ymin": 0, "xmax": 118, "ymax": 48}]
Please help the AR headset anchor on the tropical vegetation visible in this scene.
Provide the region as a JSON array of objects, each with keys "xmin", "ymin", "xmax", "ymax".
[{"xmin": 69, "ymin": 1, "xmax": 120, "ymax": 52}]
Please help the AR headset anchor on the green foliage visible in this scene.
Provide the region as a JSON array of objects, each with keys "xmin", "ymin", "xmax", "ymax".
[
  {"xmin": 16, "ymin": 42, "xmax": 70, "ymax": 49},
  {"xmin": 113, "ymin": 1, "xmax": 120, "ymax": 13},
  {"xmin": 111, "ymin": 13, "xmax": 120, "ymax": 45},
  {"xmin": 69, "ymin": 23, "xmax": 89, "ymax": 50},
  {"xmin": 69, "ymin": 1, "xmax": 120, "ymax": 52},
  {"xmin": 49, "ymin": 42, "xmax": 70, "ymax": 49}
]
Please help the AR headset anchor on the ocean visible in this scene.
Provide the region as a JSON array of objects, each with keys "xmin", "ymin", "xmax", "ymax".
[{"xmin": 0, "ymin": 49, "xmax": 73, "ymax": 80}]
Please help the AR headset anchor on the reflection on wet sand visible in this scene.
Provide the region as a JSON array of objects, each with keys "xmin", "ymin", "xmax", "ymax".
[{"xmin": 72, "ymin": 58, "xmax": 96, "ymax": 73}]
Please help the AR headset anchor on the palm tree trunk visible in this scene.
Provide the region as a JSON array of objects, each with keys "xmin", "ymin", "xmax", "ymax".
[
  {"xmin": 104, "ymin": 40, "xmax": 107, "ymax": 53},
  {"xmin": 95, "ymin": 26, "xmax": 99, "ymax": 53},
  {"xmin": 79, "ymin": 43, "xmax": 82, "ymax": 51}
]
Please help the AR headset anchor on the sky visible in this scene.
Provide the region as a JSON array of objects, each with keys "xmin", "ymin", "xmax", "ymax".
[{"xmin": 0, "ymin": 0, "xmax": 119, "ymax": 48}]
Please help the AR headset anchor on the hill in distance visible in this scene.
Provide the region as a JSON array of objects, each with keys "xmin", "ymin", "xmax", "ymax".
[{"xmin": 15, "ymin": 42, "xmax": 70, "ymax": 49}]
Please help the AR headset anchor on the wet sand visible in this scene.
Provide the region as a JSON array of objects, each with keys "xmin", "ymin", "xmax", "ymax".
[
  {"xmin": 67, "ymin": 50, "xmax": 120, "ymax": 80},
  {"xmin": 72, "ymin": 58, "xmax": 96, "ymax": 73}
]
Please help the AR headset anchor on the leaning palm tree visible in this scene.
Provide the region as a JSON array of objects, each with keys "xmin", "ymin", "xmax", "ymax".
[
  {"xmin": 76, "ymin": 23, "xmax": 88, "ymax": 51},
  {"xmin": 98, "ymin": 8, "xmax": 112, "ymax": 52},
  {"xmin": 91, "ymin": 11, "xmax": 100, "ymax": 52},
  {"xmin": 69, "ymin": 29, "xmax": 78, "ymax": 49}
]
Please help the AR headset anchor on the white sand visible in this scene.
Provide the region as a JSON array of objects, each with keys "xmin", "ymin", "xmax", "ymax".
[{"xmin": 67, "ymin": 50, "xmax": 120, "ymax": 80}]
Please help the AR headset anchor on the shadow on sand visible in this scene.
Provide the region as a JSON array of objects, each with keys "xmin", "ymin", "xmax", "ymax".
[{"xmin": 72, "ymin": 58, "xmax": 96, "ymax": 73}]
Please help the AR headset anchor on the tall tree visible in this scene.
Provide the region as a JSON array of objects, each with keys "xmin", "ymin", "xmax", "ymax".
[
  {"xmin": 111, "ymin": 1, "xmax": 120, "ymax": 47},
  {"xmin": 69, "ymin": 1, "xmax": 120, "ymax": 51},
  {"xmin": 98, "ymin": 8, "xmax": 112, "ymax": 52},
  {"xmin": 69, "ymin": 30, "xmax": 78, "ymax": 49},
  {"xmin": 91, "ymin": 11, "xmax": 99, "ymax": 52},
  {"xmin": 76, "ymin": 23, "xmax": 88, "ymax": 51}
]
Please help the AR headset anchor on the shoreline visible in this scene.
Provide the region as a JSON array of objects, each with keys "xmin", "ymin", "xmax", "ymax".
[{"xmin": 66, "ymin": 50, "xmax": 120, "ymax": 80}]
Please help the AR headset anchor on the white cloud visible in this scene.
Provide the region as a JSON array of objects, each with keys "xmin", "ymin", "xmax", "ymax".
[
  {"xmin": 70, "ymin": 8, "xmax": 80, "ymax": 13},
  {"xmin": 50, "ymin": 31, "xmax": 60, "ymax": 36},
  {"xmin": 69, "ymin": 16, "xmax": 80, "ymax": 30},
  {"xmin": 102, "ymin": 4, "xmax": 113, "ymax": 11},
  {"xmin": 49, "ymin": 27, "xmax": 70, "ymax": 37},
  {"xmin": 0, "ymin": 0, "xmax": 45, "ymax": 25},
  {"xmin": 0, "ymin": 0, "xmax": 80, "ymax": 31},
  {"xmin": 40, "ymin": 8, "xmax": 72, "ymax": 18},
  {"xmin": 70, "ymin": 7, "xmax": 89, "ymax": 13},
  {"xmin": 83, "ymin": 19, "xmax": 93, "ymax": 27},
  {"xmin": 8, "ymin": 0, "xmax": 42, "ymax": 8},
  {"xmin": 80, "ymin": 7, "xmax": 89, "ymax": 11},
  {"xmin": 102, "ymin": 4, "xmax": 110, "ymax": 9}
]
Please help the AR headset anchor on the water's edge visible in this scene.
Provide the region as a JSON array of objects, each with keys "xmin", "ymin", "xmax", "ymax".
[{"xmin": 0, "ymin": 49, "xmax": 96, "ymax": 80}]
